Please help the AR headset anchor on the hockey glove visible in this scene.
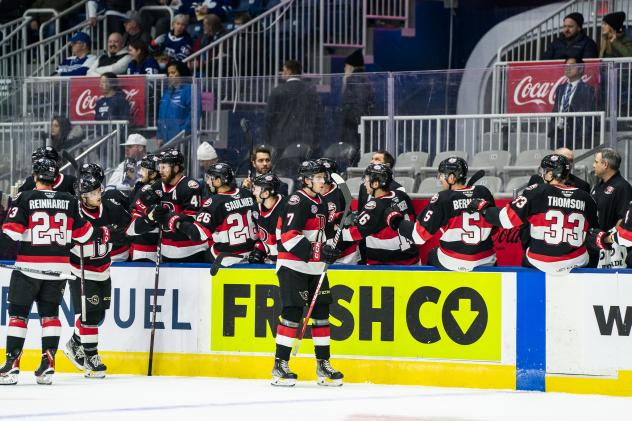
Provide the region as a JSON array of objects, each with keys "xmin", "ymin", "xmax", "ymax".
[
  {"xmin": 139, "ymin": 185, "xmax": 161, "ymax": 208},
  {"xmin": 466, "ymin": 198, "xmax": 489, "ymax": 214},
  {"xmin": 341, "ymin": 211, "xmax": 359, "ymax": 228},
  {"xmin": 587, "ymin": 228, "xmax": 612, "ymax": 252},
  {"xmin": 321, "ymin": 244, "xmax": 341, "ymax": 264},
  {"xmin": 386, "ymin": 205, "xmax": 404, "ymax": 231},
  {"xmin": 248, "ymin": 248, "xmax": 267, "ymax": 264}
]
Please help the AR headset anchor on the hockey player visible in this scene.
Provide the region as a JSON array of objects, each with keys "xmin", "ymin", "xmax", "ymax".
[
  {"xmin": 272, "ymin": 160, "xmax": 343, "ymax": 387},
  {"xmin": 467, "ymin": 154, "xmax": 599, "ymax": 275},
  {"xmin": 152, "ymin": 162, "xmax": 257, "ymax": 266},
  {"xmin": 317, "ymin": 158, "xmax": 360, "ymax": 264},
  {"xmin": 127, "ymin": 154, "xmax": 161, "ymax": 262},
  {"xmin": 63, "ymin": 173, "xmax": 131, "ymax": 378},
  {"xmin": 0, "ymin": 158, "xmax": 95, "ymax": 385},
  {"xmin": 341, "ymin": 164, "xmax": 418, "ymax": 265},
  {"xmin": 389, "ymin": 157, "xmax": 497, "ymax": 271},
  {"xmin": 249, "ymin": 173, "xmax": 285, "ymax": 263},
  {"xmin": 19, "ymin": 146, "xmax": 76, "ymax": 194}
]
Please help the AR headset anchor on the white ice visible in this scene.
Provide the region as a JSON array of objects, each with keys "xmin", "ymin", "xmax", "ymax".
[{"xmin": 0, "ymin": 374, "xmax": 630, "ymax": 421}]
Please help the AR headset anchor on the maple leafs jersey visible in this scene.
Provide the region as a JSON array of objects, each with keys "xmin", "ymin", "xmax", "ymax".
[
  {"xmin": 410, "ymin": 186, "xmax": 496, "ymax": 271},
  {"xmin": 321, "ymin": 183, "xmax": 359, "ymax": 264},
  {"xmin": 19, "ymin": 173, "xmax": 76, "ymax": 195},
  {"xmin": 70, "ymin": 199, "xmax": 131, "ymax": 281},
  {"xmin": 485, "ymin": 183, "xmax": 598, "ymax": 274},
  {"xmin": 253, "ymin": 195, "xmax": 285, "ymax": 261},
  {"xmin": 343, "ymin": 190, "xmax": 418, "ymax": 265},
  {"xmin": 2, "ymin": 189, "xmax": 94, "ymax": 280}
]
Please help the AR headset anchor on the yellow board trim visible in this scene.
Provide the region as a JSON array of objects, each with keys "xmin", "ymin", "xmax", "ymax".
[
  {"xmin": 546, "ymin": 371, "xmax": 632, "ymax": 397},
  {"xmin": 2, "ymin": 348, "xmax": 514, "ymax": 389}
]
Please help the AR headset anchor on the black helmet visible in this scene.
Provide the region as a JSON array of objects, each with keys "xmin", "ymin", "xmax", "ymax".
[
  {"xmin": 540, "ymin": 154, "xmax": 571, "ymax": 182},
  {"xmin": 160, "ymin": 148, "xmax": 185, "ymax": 169},
  {"xmin": 253, "ymin": 172, "xmax": 281, "ymax": 195},
  {"xmin": 32, "ymin": 146, "xmax": 59, "ymax": 164},
  {"xmin": 32, "ymin": 158, "xmax": 58, "ymax": 183},
  {"xmin": 206, "ymin": 162, "xmax": 235, "ymax": 185},
  {"xmin": 140, "ymin": 153, "xmax": 160, "ymax": 172},
  {"xmin": 124, "ymin": 158, "xmax": 137, "ymax": 173},
  {"xmin": 364, "ymin": 163, "xmax": 392, "ymax": 188},
  {"xmin": 438, "ymin": 156, "xmax": 468, "ymax": 184},
  {"xmin": 79, "ymin": 163, "xmax": 105, "ymax": 183},
  {"xmin": 298, "ymin": 160, "xmax": 325, "ymax": 180},
  {"xmin": 316, "ymin": 158, "xmax": 337, "ymax": 183},
  {"xmin": 76, "ymin": 173, "xmax": 102, "ymax": 195}
]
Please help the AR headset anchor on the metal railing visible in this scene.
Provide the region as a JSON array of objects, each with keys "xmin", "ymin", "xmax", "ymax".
[
  {"xmin": 359, "ymin": 112, "xmax": 607, "ymax": 159},
  {"xmin": 366, "ymin": 0, "xmax": 410, "ymax": 21},
  {"xmin": 60, "ymin": 128, "xmax": 124, "ymax": 173}
]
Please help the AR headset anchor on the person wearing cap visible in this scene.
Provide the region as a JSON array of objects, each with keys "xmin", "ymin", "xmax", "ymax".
[
  {"xmin": 107, "ymin": 134, "xmax": 147, "ymax": 191},
  {"xmin": 197, "ymin": 141, "xmax": 218, "ymax": 173},
  {"xmin": 600, "ymin": 11, "xmax": 632, "ymax": 58},
  {"xmin": 341, "ymin": 49, "xmax": 375, "ymax": 157},
  {"xmin": 55, "ymin": 32, "xmax": 97, "ymax": 76},
  {"xmin": 123, "ymin": 11, "xmax": 151, "ymax": 47},
  {"xmin": 542, "ymin": 12, "xmax": 598, "ymax": 60},
  {"xmin": 88, "ymin": 32, "xmax": 132, "ymax": 76}
]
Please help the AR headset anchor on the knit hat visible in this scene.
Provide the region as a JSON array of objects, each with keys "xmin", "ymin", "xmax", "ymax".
[
  {"xmin": 565, "ymin": 12, "xmax": 584, "ymax": 28},
  {"xmin": 197, "ymin": 142, "xmax": 218, "ymax": 161},
  {"xmin": 344, "ymin": 49, "xmax": 364, "ymax": 68},
  {"xmin": 603, "ymin": 11, "xmax": 626, "ymax": 33}
]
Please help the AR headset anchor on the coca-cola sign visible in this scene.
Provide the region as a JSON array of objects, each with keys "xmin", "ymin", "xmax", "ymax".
[
  {"xmin": 69, "ymin": 76, "xmax": 146, "ymax": 126},
  {"xmin": 507, "ymin": 60, "xmax": 601, "ymax": 113}
]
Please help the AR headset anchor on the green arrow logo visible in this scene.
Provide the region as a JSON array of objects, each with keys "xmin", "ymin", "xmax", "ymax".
[{"xmin": 450, "ymin": 298, "xmax": 478, "ymax": 334}]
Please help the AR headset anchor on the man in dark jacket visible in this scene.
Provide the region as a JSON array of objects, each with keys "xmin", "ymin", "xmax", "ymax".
[
  {"xmin": 542, "ymin": 12, "xmax": 598, "ymax": 60},
  {"xmin": 341, "ymin": 49, "xmax": 375, "ymax": 157},
  {"xmin": 264, "ymin": 60, "xmax": 323, "ymax": 151}
]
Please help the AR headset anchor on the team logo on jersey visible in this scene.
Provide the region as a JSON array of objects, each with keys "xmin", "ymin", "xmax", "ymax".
[
  {"xmin": 258, "ymin": 226, "xmax": 269, "ymax": 241},
  {"xmin": 561, "ymin": 190, "xmax": 574, "ymax": 198},
  {"xmin": 364, "ymin": 201, "xmax": 376, "ymax": 210},
  {"xmin": 430, "ymin": 194, "xmax": 439, "ymax": 203},
  {"xmin": 45, "ymin": 192, "xmax": 56, "ymax": 199},
  {"xmin": 463, "ymin": 190, "xmax": 474, "ymax": 198},
  {"xmin": 605, "ymin": 186, "xmax": 615, "ymax": 195},
  {"xmin": 202, "ymin": 198, "xmax": 213, "ymax": 207},
  {"xmin": 299, "ymin": 290, "xmax": 309, "ymax": 301},
  {"xmin": 155, "ymin": 189, "xmax": 163, "ymax": 197},
  {"xmin": 288, "ymin": 195, "xmax": 300, "ymax": 205},
  {"xmin": 328, "ymin": 202, "xmax": 337, "ymax": 213},
  {"xmin": 311, "ymin": 205, "xmax": 318, "ymax": 214},
  {"xmin": 188, "ymin": 180, "xmax": 199, "ymax": 189},
  {"xmin": 87, "ymin": 295, "xmax": 100, "ymax": 305},
  {"xmin": 108, "ymin": 198, "xmax": 120, "ymax": 206}
]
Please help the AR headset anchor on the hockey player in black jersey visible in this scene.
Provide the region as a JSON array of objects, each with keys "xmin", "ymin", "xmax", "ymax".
[
  {"xmin": 468, "ymin": 154, "xmax": 599, "ymax": 275},
  {"xmin": 249, "ymin": 173, "xmax": 285, "ymax": 263},
  {"xmin": 342, "ymin": 164, "xmax": 418, "ymax": 265},
  {"xmin": 127, "ymin": 154, "xmax": 161, "ymax": 262},
  {"xmin": 0, "ymin": 158, "xmax": 95, "ymax": 385},
  {"xmin": 63, "ymin": 173, "xmax": 131, "ymax": 378},
  {"xmin": 19, "ymin": 146, "xmax": 76, "ymax": 194},
  {"xmin": 273, "ymin": 160, "xmax": 343, "ymax": 387},
  {"xmin": 152, "ymin": 162, "xmax": 257, "ymax": 266},
  {"xmin": 390, "ymin": 157, "xmax": 497, "ymax": 271}
]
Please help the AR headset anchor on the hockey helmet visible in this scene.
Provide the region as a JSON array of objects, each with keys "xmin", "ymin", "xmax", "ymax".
[
  {"xmin": 539, "ymin": 154, "xmax": 571, "ymax": 182},
  {"xmin": 206, "ymin": 162, "xmax": 235, "ymax": 185},
  {"xmin": 438, "ymin": 156, "xmax": 468, "ymax": 184},
  {"xmin": 298, "ymin": 160, "xmax": 325, "ymax": 180},
  {"xmin": 79, "ymin": 163, "xmax": 105, "ymax": 183},
  {"xmin": 316, "ymin": 158, "xmax": 338, "ymax": 183},
  {"xmin": 140, "ymin": 153, "xmax": 160, "ymax": 172},
  {"xmin": 253, "ymin": 172, "xmax": 281, "ymax": 195},
  {"xmin": 160, "ymin": 148, "xmax": 185, "ymax": 169},
  {"xmin": 76, "ymin": 173, "xmax": 102, "ymax": 195},
  {"xmin": 32, "ymin": 158, "xmax": 58, "ymax": 183},
  {"xmin": 32, "ymin": 146, "xmax": 60, "ymax": 164},
  {"xmin": 364, "ymin": 163, "xmax": 392, "ymax": 188}
]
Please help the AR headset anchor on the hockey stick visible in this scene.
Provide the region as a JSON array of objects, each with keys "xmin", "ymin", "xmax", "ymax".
[
  {"xmin": 240, "ymin": 118, "xmax": 255, "ymax": 179},
  {"xmin": 147, "ymin": 229, "xmax": 163, "ymax": 377},
  {"xmin": 210, "ymin": 252, "xmax": 245, "ymax": 276},
  {"xmin": 79, "ymin": 244, "xmax": 87, "ymax": 323},
  {"xmin": 62, "ymin": 150, "xmax": 79, "ymax": 174},
  {"xmin": 0, "ymin": 263, "xmax": 76, "ymax": 280},
  {"xmin": 292, "ymin": 173, "xmax": 352, "ymax": 356},
  {"xmin": 466, "ymin": 169, "xmax": 485, "ymax": 187}
]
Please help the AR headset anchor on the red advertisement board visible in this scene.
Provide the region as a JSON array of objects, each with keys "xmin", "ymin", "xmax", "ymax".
[
  {"xmin": 506, "ymin": 60, "xmax": 601, "ymax": 113},
  {"xmin": 69, "ymin": 76, "xmax": 146, "ymax": 126}
]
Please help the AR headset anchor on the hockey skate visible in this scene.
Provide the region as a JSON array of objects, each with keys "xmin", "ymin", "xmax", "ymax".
[
  {"xmin": 316, "ymin": 359, "xmax": 343, "ymax": 386},
  {"xmin": 63, "ymin": 336, "xmax": 85, "ymax": 371},
  {"xmin": 271, "ymin": 358, "xmax": 297, "ymax": 387},
  {"xmin": 34, "ymin": 350, "xmax": 55, "ymax": 385},
  {"xmin": 0, "ymin": 350, "xmax": 22, "ymax": 385},
  {"xmin": 84, "ymin": 354, "xmax": 106, "ymax": 378}
]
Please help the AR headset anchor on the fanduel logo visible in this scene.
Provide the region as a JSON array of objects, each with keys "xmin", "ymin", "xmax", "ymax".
[{"xmin": 593, "ymin": 305, "xmax": 632, "ymax": 336}]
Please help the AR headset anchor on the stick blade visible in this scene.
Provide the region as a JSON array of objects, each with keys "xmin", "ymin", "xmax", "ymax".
[
  {"xmin": 466, "ymin": 169, "xmax": 486, "ymax": 187},
  {"xmin": 331, "ymin": 173, "xmax": 352, "ymax": 209}
]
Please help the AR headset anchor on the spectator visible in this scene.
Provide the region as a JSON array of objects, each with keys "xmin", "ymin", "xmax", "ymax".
[
  {"xmin": 88, "ymin": 32, "xmax": 132, "ymax": 76},
  {"xmin": 600, "ymin": 12, "xmax": 632, "ymax": 58},
  {"xmin": 341, "ymin": 49, "xmax": 375, "ymax": 159},
  {"xmin": 107, "ymin": 133, "xmax": 147, "ymax": 190},
  {"xmin": 264, "ymin": 60, "xmax": 323, "ymax": 150},
  {"xmin": 155, "ymin": 52, "xmax": 171, "ymax": 74},
  {"xmin": 156, "ymin": 61, "xmax": 201, "ymax": 144},
  {"xmin": 197, "ymin": 141, "xmax": 219, "ymax": 173},
  {"xmin": 55, "ymin": 32, "xmax": 97, "ymax": 76},
  {"xmin": 127, "ymin": 40, "xmax": 160, "ymax": 75},
  {"xmin": 48, "ymin": 115, "xmax": 84, "ymax": 155},
  {"xmin": 241, "ymin": 146, "xmax": 289, "ymax": 195},
  {"xmin": 358, "ymin": 150, "xmax": 404, "ymax": 209},
  {"xmin": 123, "ymin": 11, "xmax": 151, "ymax": 46},
  {"xmin": 192, "ymin": 14, "xmax": 228, "ymax": 52},
  {"xmin": 549, "ymin": 57, "xmax": 595, "ymax": 149},
  {"xmin": 542, "ymin": 13, "xmax": 598, "ymax": 60},
  {"xmin": 95, "ymin": 73, "xmax": 131, "ymax": 121},
  {"xmin": 152, "ymin": 14, "xmax": 193, "ymax": 62}
]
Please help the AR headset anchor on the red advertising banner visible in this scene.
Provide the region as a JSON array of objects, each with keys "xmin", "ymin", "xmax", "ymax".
[
  {"xmin": 69, "ymin": 76, "xmax": 146, "ymax": 126},
  {"xmin": 506, "ymin": 60, "xmax": 601, "ymax": 113}
]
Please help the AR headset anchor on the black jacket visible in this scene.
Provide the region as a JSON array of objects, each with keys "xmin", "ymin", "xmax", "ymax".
[
  {"xmin": 542, "ymin": 31, "xmax": 598, "ymax": 60},
  {"xmin": 549, "ymin": 81, "xmax": 596, "ymax": 149}
]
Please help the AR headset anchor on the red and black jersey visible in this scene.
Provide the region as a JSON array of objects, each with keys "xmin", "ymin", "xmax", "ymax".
[
  {"xmin": 276, "ymin": 189, "xmax": 333, "ymax": 275},
  {"xmin": 253, "ymin": 194, "xmax": 285, "ymax": 261},
  {"xmin": 152, "ymin": 176, "xmax": 206, "ymax": 259},
  {"xmin": 70, "ymin": 199, "xmax": 131, "ymax": 281},
  {"xmin": 102, "ymin": 188, "xmax": 131, "ymax": 261},
  {"xmin": 2, "ymin": 189, "xmax": 94, "ymax": 280},
  {"xmin": 321, "ymin": 183, "xmax": 359, "ymax": 264},
  {"xmin": 485, "ymin": 183, "xmax": 598, "ymax": 273},
  {"xmin": 179, "ymin": 188, "xmax": 258, "ymax": 265},
  {"xmin": 411, "ymin": 186, "xmax": 497, "ymax": 271},
  {"xmin": 344, "ymin": 190, "xmax": 418, "ymax": 265},
  {"xmin": 126, "ymin": 182, "xmax": 160, "ymax": 261},
  {"xmin": 20, "ymin": 173, "xmax": 77, "ymax": 195}
]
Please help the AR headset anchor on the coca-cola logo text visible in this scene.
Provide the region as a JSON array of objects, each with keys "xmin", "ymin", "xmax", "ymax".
[
  {"xmin": 74, "ymin": 88, "xmax": 140, "ymax": 117},
  {"xmin": 513, "ymin": 74, "xmax": 592, "ymax": 107},
  {"xmin": 492, "ymin": 227, "xmax": 521, "ymax": 244}
]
